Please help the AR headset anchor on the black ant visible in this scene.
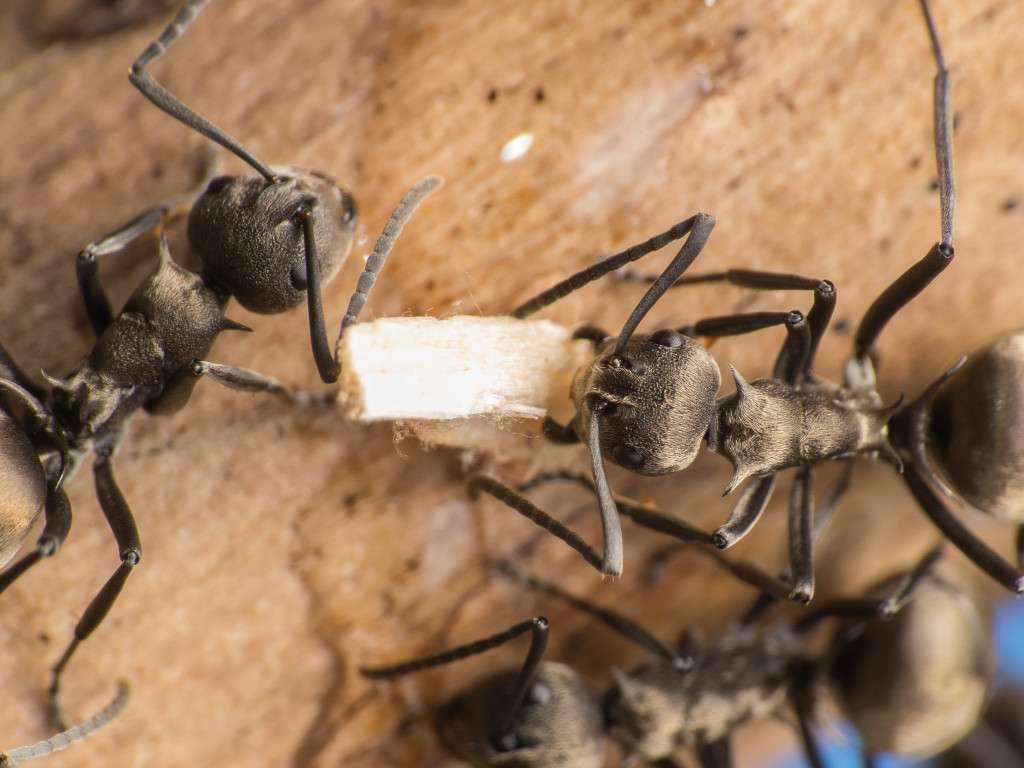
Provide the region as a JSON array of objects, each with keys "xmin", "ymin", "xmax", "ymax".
[
  {"xmin": 467, "ymin": 0, "xmax": 1024, "ymax": 599},
  {"xmin": 0, "ymin": 0, "xmax": 441, "ymax": 728},
  {"xmin": 360, "ymin": 542, "xmax": 961, "ymax": 767},
  {"xmin": 0, "ymin": 682, "xmax": 129, "ymax": 767}
]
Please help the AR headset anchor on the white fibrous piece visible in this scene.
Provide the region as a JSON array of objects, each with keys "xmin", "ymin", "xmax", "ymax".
[{"xmin": 339, "ymin": 315, "xmax": 587, "ymax": 424}]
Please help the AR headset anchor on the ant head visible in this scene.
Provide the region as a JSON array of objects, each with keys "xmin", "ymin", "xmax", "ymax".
[
  {"xmin": 188, "ymin": 167, "xmax": 357, "ymax": 314},
  {"xmin": 830, "ymin": 573, "xmax": 991, "ymax": 758},
  {"xmin": 439, "ymin": 662, "xmax": 604, "ymax": 768},
  {"xmin": 570, "ymin": 330, "xmax": 720, "ymax": 475}
]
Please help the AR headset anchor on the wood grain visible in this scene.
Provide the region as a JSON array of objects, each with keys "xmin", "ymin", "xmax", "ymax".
[{"xmin": 1, "ymin": 1, "xmax": 1021, "ymax": 766}]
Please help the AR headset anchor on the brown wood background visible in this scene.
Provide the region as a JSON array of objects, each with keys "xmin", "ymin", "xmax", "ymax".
[{"xmin": 1, "ymin": 1, "xmax": 1022, "ymax": 766}]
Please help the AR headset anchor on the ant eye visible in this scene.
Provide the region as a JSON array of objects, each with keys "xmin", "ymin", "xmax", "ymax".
[
  {"xmin": 527, "ymin": 680, "xmax": 551, "ymax": 706},
  {"xmin": 612, "ymin": 444, "xmax": 644, "ymax": 469},
  {"xmin": 204, "ymin": 175, "xmax": 233, "ymax": 195},
  {"xmin": 587, "ymin": 394, "xmax": 617, "ymax": 416},
  {"xmin": 493, "ymin": 731, "xmax": 519, "ymax": 753},
  {"xmin": 289, "ymin": 262, "xmax": 308, "ymax": 290},
  {"xmin": 340, "ymin": 192, "xmax": 357, "ymax": 225},
  {"xmin": 650, "ymin": 329, "xmax": 684, "ymax": 348}
]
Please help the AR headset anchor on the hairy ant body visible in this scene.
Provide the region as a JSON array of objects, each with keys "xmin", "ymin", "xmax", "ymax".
[
  {"xmin": 1, "ymin": 0, "xmax": 441, "ymax": 727},
  {"xmin": 360, "ymin": 543, "xmax": 966, "ymax": 767},
  {"xmin": 469, "ymin": 0, "xmax": 1024, "ymax": 599}
]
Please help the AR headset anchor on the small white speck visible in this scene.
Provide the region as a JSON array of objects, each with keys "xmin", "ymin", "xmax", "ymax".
[
  {"xmin": 705, "ymin": 0, "xmax": 716, "ymax": 6},
  {"xmin": 501, "ymin": 133, "xmax": 534, "ymax": 163}
]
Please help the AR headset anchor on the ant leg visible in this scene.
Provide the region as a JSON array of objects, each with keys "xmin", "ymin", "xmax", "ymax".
[
  {"xmin": 623, "ymin": 269, "xmax": 836, "ymax": 379},
  {"xmin": 790, "ymin": 662, "xmax": 826, "ymax": 768},
  {"xmin": 49, "ymin": 443, "xmax": 141, "ymax": 730},
  {"xmin": 851, "ymin": 1, "xmax": 954, "ymax": 375},
  {"xmin": 772, "ymin": 313, "xmax": 811, "ymax": 385},
  {"xmin": 77, "ymin": 208, "xmax": 169, "ymax": 335},
  {"xmin": 903, "ymin": 465, "xmax": 1023, "ymax": 593},
  {"xmin": 740, "ymin": 461, "xmax": 853, "ymax": 622},
  {"xmin": 796, "ymin": 544, "xmax": 944, "ymax": 631},
  {"xmin": 360, "ymin": 616, "xmax": 548, "ymax": 751},
  {"xmin": 1017, "ymin": 525, "xmax": 1024, "ymax": 571},
  {"xmin": 0, "ymin": 486, "xmax": 71, "ymax": 595},
  {"xmin": 516, "ymin": 471, "xmax": 793, "ymax": 600},
  {"xmin": 851, "ymin": 242, "xmax": 954, "ymax": 377},
  {"xmin": 541, "ymin": 416, "xmax": 580, "ymax": 444},
  {"xmin": 513, "ymin": 214, "xmax": 713, "ymax": 320},
  {"xmin": 188, "ymin": 360, "xmax": 337, "ymax": 409},
  {"xmin": 130, "ymin": 0, "xmax": 276, "ymax": 182},
  {"xmin": 297, "ymin": 177, "xmax": 442, "ymax": 384},
  {"xmin": 77, "ymin": 155, "xmax": 219, "ymax": 336},
  {"xmin": 469, "ymin": 475, "xmax": 621, "ymax": 576},
  {"xmin": 493, "ymin": 559, "xmax": 689, "ymax": 668},
  {"xmin": 681, "ymin": 310, "xmax": 802, "ymax": 343},
  {"xmin": 572, "ymin": 325, "xmax": 611, "ymax": 349},
  {"xmin": 787, "ymin": 467, "xmax": 815, "ymax": 604},
  {"xmin": 694, "ymin": 736, "xmax": 733, "ymax": 768},
  {"xmin": 517, "ymin": 470, "xmax": 709, "ymax": 543},
  {"xmin": 1, "ymin": 682, "xmax": 129, "ymax": 766},
  {"xmin": 713, "ymin": 474, "xmax": 777, "ymax": 549}
]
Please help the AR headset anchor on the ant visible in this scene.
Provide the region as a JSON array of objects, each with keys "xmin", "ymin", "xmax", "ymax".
[
  {"xmin": 0, "ymin": 0, "xmax": 441, "ymax": 727},
  {"xmin": 467, "ymin": 0, "xmax": 1024, "ymax": 599},
  {"xmin": 0, "ymin": 682, "xmax": 129, "ymax": 767},
  {"xmin": 360, "ymin": 541, "xmax": 960, "ymax": 767}
]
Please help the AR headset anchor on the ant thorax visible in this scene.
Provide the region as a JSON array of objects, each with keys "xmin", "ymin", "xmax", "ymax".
[
  {"xmin": 440, "ymin": 661, "xmax": 604, "ymax": 768},
  {"xmin": 605, "ymin": 623, "xmax": 805, "ymax": 762},
  {"xmin": 49, "ymin": 244, "xmax": 229, "ymax": 446},
  {"xmin": 712, "ymin": 371, "xmax": 895, "ymax": 492}
]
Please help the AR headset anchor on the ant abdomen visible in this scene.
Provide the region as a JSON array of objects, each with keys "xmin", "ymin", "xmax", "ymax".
[
  {"xmin": 0, "ymin": 411, "xmax": 45, "ymax": 569},
  {"xmin": 829, "ymin": 573, "xmax": 991, "ymax": 758},
  {"xmin": 188, "ymin": 167, "xmax": 357, "ymax": 314},
  {"xmin": 928, "ymin": 329, "xmax": 1024, "ymax": 519}
]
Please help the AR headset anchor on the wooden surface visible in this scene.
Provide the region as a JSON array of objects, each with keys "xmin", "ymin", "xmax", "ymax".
[{"xmin": 1, "ymin": 1, "xmax": 1022, "ymax": 766}]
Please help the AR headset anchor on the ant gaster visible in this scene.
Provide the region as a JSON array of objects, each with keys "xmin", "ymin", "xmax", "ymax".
[
  {"xmin": 360, "ymin": 541, "xmax": 953, "ymax": 768},
  {"xmin": 0, "ymin": 0, "xmax": 441, "ymax": 727},
  {"xmin": 469, "ymin": 0, "xmax": 1024, "ymax": 599},
  {"xmin": 829, "ymin": 565, "xmax": 992, "ymax": 764}
]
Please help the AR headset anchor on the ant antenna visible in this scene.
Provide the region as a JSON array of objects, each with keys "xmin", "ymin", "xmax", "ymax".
[
  {"xmin": 129, "ymin": 1, "xmax": 278, "ymax": 184},
  {"xmin": 493, "ymin": 559, "xmax": 692, "ymax": 669},
  {"xmin": 305, "ymin": 175, "xmax": 443, "ymax": 383},
  {"xmin": 612, "ymin": 213, "xmax": 715, "ymax": 355},
  {"xmin": 360, "ymin": 617, "xmax": 549, "ymax": 751},
  {"xmin": 511, "ymin": 215, "xmax": 711, "ymax": 319},
  {"xmin": 587, "ymin": 413, "xmax": 624, "ymax": 577},
  {"xmin": 0, "ymin": 682, "xmax": 129, "ymax": 766}
]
